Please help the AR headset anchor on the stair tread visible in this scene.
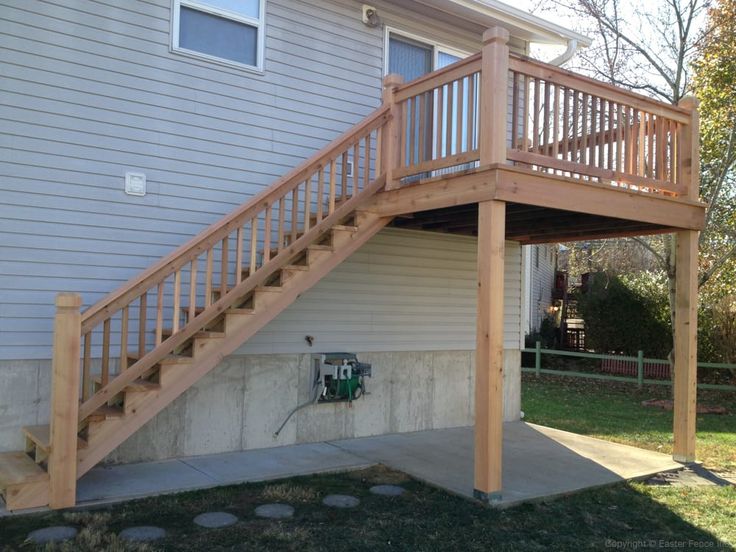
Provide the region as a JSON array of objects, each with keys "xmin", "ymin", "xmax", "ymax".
[
  {"xmin": 308, "ymin": 244, "xmax": 333, "ymax": 251},
  {"xmin": 161, "ymin": 329, "xmax": 226, "ymax": 339},
  {"xmin": 93, "ymin": 376, "xmax": 160, "ymax": 392},
  {"xmin": 283, "ymin": 264, "xmax": 309, "ymax": 271},
  {"xmin": 255, "ymin": 285, "xmax": 282, "ymax": 292},
  {"xmin": 127, "ymin": 353, "xmax": 193, "ymax": 365},
  {"xmin": 93, "ymin": 405, "xmax": 124, "ymax": 418},
  {"xmin": 0, "ymin": 452, "xmax": 48, "ymax": 487},
  {"xmin": 22, "ymin": 425, "xmax": 88, "ymax": 451},
  {"xmin": 228, "ymin": 308, "xmax": 255, "ymax": 315}
]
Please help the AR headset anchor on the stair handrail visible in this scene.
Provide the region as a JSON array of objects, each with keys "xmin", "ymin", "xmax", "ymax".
[{"xmin": 76, "ymin": 106, "xmax": 392, "ymax": 423}]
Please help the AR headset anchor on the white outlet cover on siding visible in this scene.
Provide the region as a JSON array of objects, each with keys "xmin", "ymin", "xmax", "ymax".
[{"xmin": 125, "ymin": 172, "xmax": 146, "ymax": 196}]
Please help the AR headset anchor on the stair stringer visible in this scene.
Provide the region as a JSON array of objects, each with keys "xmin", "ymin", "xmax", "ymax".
[{"xmin": 76, "ymin": 212, "xmax": 392, "ymax": 477}]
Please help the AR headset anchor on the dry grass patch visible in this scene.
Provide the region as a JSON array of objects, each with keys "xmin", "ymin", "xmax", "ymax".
[
  {"xmin": 349, "ymin": 464, "xmax": 411, "ymax": 485},
  {"xmin": 35, "ymin": 512, "xmax": 155, "ymax": 552},
  {"xmin": 261, "ymin": 483, "xmax": 318, "ymax": 503}
]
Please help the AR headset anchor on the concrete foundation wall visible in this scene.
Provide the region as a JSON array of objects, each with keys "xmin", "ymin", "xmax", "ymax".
[{"xmin": 0, "ymin": 350, "xmax": 521, "ymax": 463}]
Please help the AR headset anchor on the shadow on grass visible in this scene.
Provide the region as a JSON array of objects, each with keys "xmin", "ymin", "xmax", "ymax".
[{"xmin": 0, "ymin": 466, "xmax": 733, "ymax": 551}]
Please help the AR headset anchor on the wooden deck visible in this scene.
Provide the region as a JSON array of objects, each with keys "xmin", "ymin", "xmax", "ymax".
[{"xmin": 0, "ymin": 25, "xmax": 704, "ymax": 510}]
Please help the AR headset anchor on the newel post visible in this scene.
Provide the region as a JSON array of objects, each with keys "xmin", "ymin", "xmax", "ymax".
[
  {"xmin": 479, "ymin": 26, "xmax": 510, "ymax": 166},
  {"xmin": 672, "ymin": 96, "xmax": 700, "ymax": 464},
  {"xmin": 474, "ymin": 26, "xmax": 509, "ymax": 505},
  {"xmin": 48, "ymin": 292, "xmax": 82, "ymax": 509},
  {"xmin": 381, "ymin": 73, "xmax": 404, "ymax": 190}
]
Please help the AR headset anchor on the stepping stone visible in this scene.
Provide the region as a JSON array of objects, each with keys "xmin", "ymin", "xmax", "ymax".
[
  {"xmin": 255, "ymin": 503, "xmax": 294, "ymax": 519},
  {"xmin": 369, "ymin": 484, "xmax": 405, "ymax": 496},
  {"xmin": 119, "ymin": 526, "xmax": 167, "ymax": 542},
  {"xmin": 27, "ymin": 526, "xmax": 77, "ymax": 544},
  {"xmin": 194, "ymin": 511, "xmax": 239, "ymax": 528},
  {"xmin": 322, "ymin": 494, "xmax": 360, "ymax": 508}
]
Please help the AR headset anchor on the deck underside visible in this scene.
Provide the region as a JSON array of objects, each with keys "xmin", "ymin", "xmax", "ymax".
[{"xmin": 367, "ymin": 165, "xmax": 705, "ymax": 244}]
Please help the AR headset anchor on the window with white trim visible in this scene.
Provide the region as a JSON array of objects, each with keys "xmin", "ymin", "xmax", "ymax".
[{"xmin": 172, "ymin": 0, "xmax": 265, "ymax": 71}]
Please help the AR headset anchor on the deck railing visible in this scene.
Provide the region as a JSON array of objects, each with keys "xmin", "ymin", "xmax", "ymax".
[{"xmin": 384, "ymin": 31, "xmax": 699, "ymax": 200}]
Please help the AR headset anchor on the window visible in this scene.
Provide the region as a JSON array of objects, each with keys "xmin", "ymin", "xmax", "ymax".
[{"xmin": 172, "ymin": 0, "xmax": 265, "ymax": 71}]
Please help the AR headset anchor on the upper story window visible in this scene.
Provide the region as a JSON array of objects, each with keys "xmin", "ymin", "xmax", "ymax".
[{"xmin": 172, "ymin": 0, "xmax": 265, "ymax": 72}]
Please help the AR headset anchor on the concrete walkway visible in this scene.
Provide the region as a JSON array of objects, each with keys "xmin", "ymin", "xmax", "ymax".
[{"xmin": 0, "ymin": 422, "xmax": 682, "ymax": 514}]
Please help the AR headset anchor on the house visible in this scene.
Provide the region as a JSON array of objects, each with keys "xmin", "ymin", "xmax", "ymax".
[
  {"xmin": 523, "ymin": 243, "xmax": 557, "ymax": 336},
  {"xmin": 0, "ymin": 0, "xmax": 705, "ymax": 510}
]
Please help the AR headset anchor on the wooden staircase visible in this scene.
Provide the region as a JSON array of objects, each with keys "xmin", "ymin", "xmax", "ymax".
[{"xmin": 0, "ymin": 104, "xmax": 395, "ymax": 511}]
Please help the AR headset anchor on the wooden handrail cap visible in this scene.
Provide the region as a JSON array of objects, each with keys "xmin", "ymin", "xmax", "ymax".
[
  {"xmin": 678, "ymin": 95, "xmax": 699, "ymax": 110},
  {"xmin": 483, "ymin": 26, "xmax": 510, "ymax": 45},
  {"xmin": 383, "ymin": 74, "xmax": 404, "ymax": 88},
  {"xmin": 56, "ymin": 293, "xmax": 82, "ymax": 308}
]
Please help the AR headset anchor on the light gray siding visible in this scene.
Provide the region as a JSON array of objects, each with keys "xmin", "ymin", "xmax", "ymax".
[
  {"xmin": 0, "ymin": 0, "xmax": 524, "ymax": 360},
  {"xmin": 527, "ymin": 244, "xmax": 556, "ymax": 332}
]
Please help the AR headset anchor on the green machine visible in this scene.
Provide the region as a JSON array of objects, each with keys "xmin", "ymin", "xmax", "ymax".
[
  {"xmin": 317, "ymin": 353, "xmax": 372, "ymax": 402},
  {"xmin": 273, "ymin": 353, "xmax": 372, "ymax": 437}
]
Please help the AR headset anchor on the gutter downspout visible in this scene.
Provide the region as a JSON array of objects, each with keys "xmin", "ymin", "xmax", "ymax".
[{"xmin": 549, "ymin": 38, "xmax": 578, "ymax": 66}]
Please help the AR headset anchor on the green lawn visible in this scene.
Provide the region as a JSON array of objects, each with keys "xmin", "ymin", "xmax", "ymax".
[
  {"xmin": 521, "ymin": 374, "xmax": 736, "ymax": 472},
  {"xmin": 0, "ymin": 376, "xmax": 734, "ymax": 551}
]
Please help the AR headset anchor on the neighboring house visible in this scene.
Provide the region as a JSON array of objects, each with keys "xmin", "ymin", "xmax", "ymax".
[
  {"xmin": 0, "ymin": 0, "xmax": 705, "ymax": 510},
  {"xmin": 523, "ymin": 243, "xmax": 557, "ymax": 335}
]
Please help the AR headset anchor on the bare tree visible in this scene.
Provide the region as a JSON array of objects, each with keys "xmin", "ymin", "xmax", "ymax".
[{"xmin": 537, "ymin": 0, "xmax": 736, "ymax": 362}]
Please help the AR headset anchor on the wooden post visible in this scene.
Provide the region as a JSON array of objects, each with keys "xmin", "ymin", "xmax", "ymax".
[
  {"xmin": 673, "ymin": 96, "xmax": 700, "ymax": 463},
  {"xmin": 473, "ymin": 26, "xmax": 509, "ymax": 505},
  {"xmin": 535, "ymin": 341, "xmax": 542, "ymax": 377},
  {"xmin": 48, "ymin": 292, "xmax": 82, "ymax": 509},
  {"xmin": 637, "ymin": 350, "xmax": 644, "ymax": 389},
  {"xmin": 381, "ymin": 74, "xmax": 404, "ymax": 190}
]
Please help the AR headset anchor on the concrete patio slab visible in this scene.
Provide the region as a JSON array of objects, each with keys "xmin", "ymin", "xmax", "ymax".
[
  {"xmin": 0, "ymin": 422, "xmax": 682, "ymax": 515},
  {"xmin": 330, "ymin": 422, "xmax": 682, "ymax": 507}
]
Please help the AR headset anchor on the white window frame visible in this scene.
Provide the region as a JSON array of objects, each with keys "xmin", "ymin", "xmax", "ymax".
[
  {"xmin": 171, "ymin": 0, "xmax": 266, "ymax": 73},
  {"xmin": 383, "ymin": 27, "xmax": 472, "ymax": 76}
]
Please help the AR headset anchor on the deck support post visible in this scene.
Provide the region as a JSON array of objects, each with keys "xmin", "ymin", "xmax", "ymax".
[
  {"xmin": 474, "ymin": 26, "xmax": 509, "ymax": 504},
  {"xmin": 381, "ymin": 74, "xmax": 404, "ymax": 190},
  {"xmin": 672, "ymin": 96, "xmax": 700, "ymax": 463},
  {"xmin": 48, "ymin": 293, "xmax": 82, "ymax": 509}
]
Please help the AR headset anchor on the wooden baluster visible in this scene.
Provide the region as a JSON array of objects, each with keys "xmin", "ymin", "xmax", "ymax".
[
  {"xmin": 172, "ymin": 269, "xmax": 181, "ymax": 333},
  {"xmin": 303, "ymin": 179, "xmax": 311, "ymax": 232},
  {"xmin": 353, "ymin": 142, "xmax": 360, "ymax": 194},
  {"xmin": 330, "ymin": 158, "xmax": 338, "ymax": 213},
  {"xmin": 467, "ymin": 74, "xmax": 476, "ymax": 151},
  {"xmin": 669, "ymin": 119, "xmax": 677, "ymax": 184},
  {"xmin": 589, "ymin": 96, "xmax": 597, "ymax": 167},
  {"xmin": 189, "ymin": 259, "xmax": 198, "ymax": 319},
  {"xmin": 638, "ymin": 112, "xmax": 646, "ymax": 177},
  {"xmin": 656, "ymin": 116, "xmax": 666, "ymax": 180},
  {"xmin": 400, "ymin": 100, "xmax": 408, "ymax": 167},
  {"xmin": 263, "ymin": 203, "xmax": 272, "ymax": 262},
  {"xmin": 543, "ymin": 80, "xmax": 550, "ymax": 156},
  {"xmin": 409, "ymin": 97, "xmax": 417, "ymax": 167},
  {"xmin": 288, "ymin": 186, "xmax": 299, "ymax": 243},
  {"xmin": 316, "ymin": 167, "xmax": 324, "ymax": 223},
  {"xmin": 599, "ymin": 98, "xmax": 606, "ymax": 169},
  {"xmin": 235, "ymin": 227, "xmax": 244, "ymax": 284},
  {"xmin": 532, "ymin": 78, "xmax": 540, "ymax": 153},
  {"xmin": 562, "ymin": 87, "xmax": 569, "ymax": 160},
  {"xmin": 445, "ymin": 84, "xmax": 453, "ymax": 157},
  {"xmin": 631, "ymin": 109, "xmax": 640, "ymax": 176},
  {"xmin": 155, "ymin": 281, "xmax": 164, "ymax": 346},
  {"xmin": 418, "ymin": 93, "xmax": 426, "ymax": 163},
  {"xmin": 456, "ymin": 78, "xmax": 464, "ymax": 154},
  {"xmin": 120, "ymin": 305, "xmax": 128, "ymax": 370},
  {"xmin": 580, "ymin": 93, "xmax": 589, "ymax": 167},
  {"xmin": 250, "ymin": 217, "xmax": 258, "ymax": 272},
  {"xmin": 511, "ymin": 73, "xmax": 519, "ymax": 149},
  {"xmin": 363, "ymin": 133, "xmax": 371, "ymax": 188},
  {"xmin": 205, "ymin": 248, "xmax": 213, "ymax": 307},
  {"xmin": 341, "ymin": 151, "xmax": 348, "ymax": 199},
  {"xmin": 571, "ymin": 91, "xmax": 579, "ymax": 164},
  {"xmin": 616, "ymin": 105, "xmax": 624, "ymax": 173},
  {"xmin": 220, "ymin": 236, "xmax": 229, "ymax": 295},
  {"xmin": 647, "ymin": 114, "xmax": 655, "ymax": 179},
  {"xmin": 436, "ymin": 85, "xmax": 444, "ymax": 158},
  {"xmin": 607, "ymin": 101, "xmax": 615, "ymax": 170},
  {"xmin": 522, "ymin": 76, "xmax": 530, "ymax": 153},
  {"xmin": 277, "ymin": 197, "xmax": 285, "ymax": 250},
  {"xmin": 624, "ymin": 106, "xmax": 633, "ymax": 175},
  {"xmin": 101, "ymin": 317, "xmax": 110, "ymax": 386},
  {"xmin": 552, "ymin": 85, "xmax": 560, "ymax": 163},
  {"xmin": 138, "ymin": 293, "xmax": 147, "ymax": 357},
  {"xmin": 83, "ymin": 331, "xmax": 92, "ymax": 401}
]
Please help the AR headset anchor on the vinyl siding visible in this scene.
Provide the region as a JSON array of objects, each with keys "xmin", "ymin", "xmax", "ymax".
[
  {"xmin": 528, "ymin": 244, "xmax": 556, "ymax": 332},
  {"xmin": 0, "ymin": 0, "xmax": 525, "ymax": 360}
]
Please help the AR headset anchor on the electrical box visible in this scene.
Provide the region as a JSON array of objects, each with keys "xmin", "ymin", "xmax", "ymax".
[{"xmin": 125, "ymin": 172, "xmax": 146, "ymax": 196}]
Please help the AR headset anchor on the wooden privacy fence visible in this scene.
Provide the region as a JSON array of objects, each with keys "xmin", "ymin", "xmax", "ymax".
[
  {"xmin": 71, "ymin": 105, "xmax": 390, "ymax": 424},
  {"xmin": 523, "ymin": 342, "xmax": 736, "ymax": 391}
]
